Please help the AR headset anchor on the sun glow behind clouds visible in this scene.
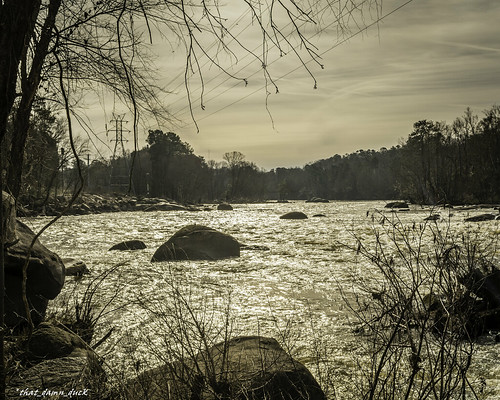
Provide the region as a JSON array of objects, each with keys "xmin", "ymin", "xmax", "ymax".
[{"xmin": 81, "ymin": 0, "xmax": 500, "ymax": 170}]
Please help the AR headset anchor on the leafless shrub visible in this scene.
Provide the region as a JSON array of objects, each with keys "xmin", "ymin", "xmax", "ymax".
[{"xmin": 342, "ymin": 211, "xmax": 497, "ymax": 400}]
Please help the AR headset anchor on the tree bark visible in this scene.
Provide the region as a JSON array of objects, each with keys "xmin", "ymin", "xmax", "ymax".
[
  {"xmin": 6, "ymin": 0, "xmax": 62, "ymax": 199},
  {"xmin": 0, "ymin": 1, "xmax": 41, "ymax": 149}
]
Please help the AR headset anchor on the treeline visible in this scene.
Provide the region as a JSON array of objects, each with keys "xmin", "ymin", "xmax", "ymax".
[{"xmin": 11, "ymin": 105, "xmax": 500, "ymax": 205}]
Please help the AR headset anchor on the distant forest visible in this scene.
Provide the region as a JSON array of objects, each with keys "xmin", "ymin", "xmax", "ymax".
[{"xmin": 10, "ymin": 104, "xmax": 500, "ymax": 205}]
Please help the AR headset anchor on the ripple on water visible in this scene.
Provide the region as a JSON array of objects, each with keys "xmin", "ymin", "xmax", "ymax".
[{"xmin": 24, "ymin": 201, "xmax": 500, "ymax": 395}]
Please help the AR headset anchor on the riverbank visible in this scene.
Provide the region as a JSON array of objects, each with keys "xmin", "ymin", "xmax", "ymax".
[
  {"xmin": 17, "ymin": 192, "xmax": 500, "ymax": 218},
  {"xmin": 17, "ymin": 193, "xmax": 204, "ymax": 217}
]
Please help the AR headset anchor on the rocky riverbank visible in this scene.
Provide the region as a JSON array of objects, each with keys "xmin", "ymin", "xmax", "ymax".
[{"xmin": 17, "ymin": 193, "xmax": 206, "ymax": 217}]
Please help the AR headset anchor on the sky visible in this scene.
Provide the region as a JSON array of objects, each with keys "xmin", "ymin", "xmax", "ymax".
[{"xmin": 84, "ymin": 0, "xmax": 500, "ymax": 170}]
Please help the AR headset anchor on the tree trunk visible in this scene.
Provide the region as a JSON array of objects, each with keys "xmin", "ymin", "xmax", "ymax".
[
  {"xmin": 6, "ymin": 0, "xmax": 62, "ymax": 199},
  {"xmin": 0, "ymin": 1, "xmax": 41, "ymax": 146}
]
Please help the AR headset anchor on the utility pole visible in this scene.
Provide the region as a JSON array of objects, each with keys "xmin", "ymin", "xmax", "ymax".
[
  {"xmin": 60, "ymin": 147, "xmax": 65, "ymax": 195},
  {"xmin": 86, "ymin": 154, "xmax": 90, "ymax": 191},
  {"xmin": 108, "ymin": 113, "xmax": 129, "ymax": 160},
  {"xmin": 107, "ymin": 113, "xmax": 130, "ymax": 191}
]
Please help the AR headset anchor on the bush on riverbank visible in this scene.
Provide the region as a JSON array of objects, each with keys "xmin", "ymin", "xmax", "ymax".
[{"xmin": 343, "ymin": 212, "xmax": 498, "ymax": 399}]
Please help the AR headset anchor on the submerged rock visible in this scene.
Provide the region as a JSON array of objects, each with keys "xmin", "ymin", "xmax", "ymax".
[
  {"xmin": 280, "ymin": 211, "xmax": 308, "ymax": 219},
  {"xmin": 151, "ymin": 225, "xmax": 240, "ymax": 261},
  {"xmin": 306, "ymin": 197, "xmax": 329, "ymax": 203},
  {"xmin": 63, "ymin": 259, "xmax": 90, "ymax": 276},
  {"xmin": 143, "ymin": 203, "xmax": 188, "ymax": 212},
  {"xmin": 384, "ymin": 201, "xmax": 409, "ymax": 209},
  {"xmin": 126, "ymin": 336, "xmax": 326, "ymax": 400},
  {"xmin": 109, "ymin": 240, "xmax": 147, "ymax": 251},
  {"xmin": 465, "ymin": 213, "xmax": 496, "ymax": 222},
  {"xmin": 240, "ymin": 243, "xmax": 271, "ymax": 251}
]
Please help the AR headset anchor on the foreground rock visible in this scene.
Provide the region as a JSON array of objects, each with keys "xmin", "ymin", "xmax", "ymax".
[
  {"xmin": 280, "ymin": 211, "xmax": 308, "ymax": 219},
  {"xmin": 127, "ymin": 336, "xmax": 326, "ymax": 400},
  {"xmin": 384, "ymin": 201, "xmax": 409, "ymax": 209},
  {"xmin": 109, "ymin": 240, "xmax": 147, "ymax": 251},
  {"xmin": 7, "ymin": 323, "xmax": 102, "ymax": 398},
  {"xmin": 27, "ymin": 322, "xmax": 88, "ymax": 359},
  {"xmin": 3, "ymin": 199, "xmax": 65, "ymax": 326},
  {"xmin": 151, "ymin": 225, "xmax": 240, "ymax": 261}
]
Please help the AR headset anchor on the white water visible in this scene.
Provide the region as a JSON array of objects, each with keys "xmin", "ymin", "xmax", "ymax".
[{"xmin": 24, "ymin": 201, "xmax": 500, "ymax": 398}]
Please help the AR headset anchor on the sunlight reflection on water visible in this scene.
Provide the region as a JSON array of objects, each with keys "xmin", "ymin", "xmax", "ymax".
[{"xmin": 24, "ymin": 201, "xmax": 500, "ymax": 397}]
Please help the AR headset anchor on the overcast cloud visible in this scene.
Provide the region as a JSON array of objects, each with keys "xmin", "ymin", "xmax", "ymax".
[{"xmin": 87, "ymin": 0, "xmax": 500, "ymax": 170}]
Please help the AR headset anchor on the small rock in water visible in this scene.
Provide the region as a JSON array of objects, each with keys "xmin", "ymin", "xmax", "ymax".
[
  {"xmin": 465, "ymin": 214, "xmax": 496, "ymax": 222},
  {"xmin": 280, "ymin": 211, "xmax": 308, "ymax": 219},
  {"xmin": 385, "ymin": 201, "xmax": 409, "ymax": 209},
  {"xmin": 217, "ymin": 203, "xmax": 234, "ymax": 210},
  {"xmin": 109, "ymin": 240, "xmax": 147, "ymax": 251},
  {"xmin": 63, "ymin": 259, "xmax": 90, "ymax": 276},
  {"xmin": 240, "ymin": 243, "xmax": 270, "ymax": 251}
]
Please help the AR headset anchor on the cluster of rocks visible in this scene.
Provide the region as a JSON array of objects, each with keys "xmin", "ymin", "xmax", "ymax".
[
  {"xmin": 424, "ymin": 260, "xmax": 500, "ymax": 339},
  {"xmin": 18, "ymin": 193, "xmax": 209, "ymax": 217},
  {"xmin": 383, "ymin": 201, "xmax": 500, "ymax": 222}
]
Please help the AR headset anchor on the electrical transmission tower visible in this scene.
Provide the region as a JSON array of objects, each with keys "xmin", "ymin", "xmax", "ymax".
[
  {"xmin": 108, "ymin": 113, "xmax": 130, "ymax": 160},
  {"xmin": 107, "ymin": 113, "xmax": 131, "ymax": 191}
]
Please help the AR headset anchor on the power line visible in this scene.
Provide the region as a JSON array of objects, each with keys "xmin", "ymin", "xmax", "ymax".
[
  {"xmin": 168, "ymin": 1, "xmax": 340, "ymax": 112},
  {"xmin": 182, "ymin": 0, "xmax": 415, "ymax": 124},
  {"xmin": 172, "ymin": 0, "xmax": 375, "ymax": 118},
  {"xmin": 164, "ymin": 5, "xmax": 257, "ymax": 97}
]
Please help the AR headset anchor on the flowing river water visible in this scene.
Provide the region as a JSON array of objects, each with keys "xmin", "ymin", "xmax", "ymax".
[{"xmin": 24, "ymin": 201, "xmax": 500, "ymax": 398}]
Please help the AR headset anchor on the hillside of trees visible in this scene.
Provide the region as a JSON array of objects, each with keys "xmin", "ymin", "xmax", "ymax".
[{"xmin": 12, "ymin": 105, "xmax": 500, "ymax": 206}]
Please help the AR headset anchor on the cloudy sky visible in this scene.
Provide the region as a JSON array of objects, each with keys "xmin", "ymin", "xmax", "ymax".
[{"xmin": 89, "ymin": 0, "xmax": 500, "ymax": 170}]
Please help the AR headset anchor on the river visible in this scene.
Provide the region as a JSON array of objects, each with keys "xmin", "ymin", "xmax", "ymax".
[{"xmin": 24, "ymin": 201, "xmax": 500, "ymax": 398}]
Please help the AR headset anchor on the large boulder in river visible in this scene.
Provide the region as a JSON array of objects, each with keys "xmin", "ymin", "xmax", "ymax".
[
  {"xmin": 151, "ymin": 225, "xmax": 240, "ymax": 261},
  {"xmin": 126, "ymin": 336, "xmax": 326, "ymax": 400},
  {"xmin": 4, "ymin": 212, "xmax": 65, "ymax": 327},
  {"xmin": 280, "ymin": 211, "xmax": 308, "ymax": 219}
]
